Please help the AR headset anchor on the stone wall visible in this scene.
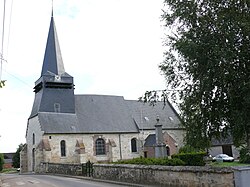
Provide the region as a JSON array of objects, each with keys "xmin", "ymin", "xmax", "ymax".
[
  {"xmin": 39, "ymin": 162, "xmax": 83, "ymax": 176},
  {"xmin": 20, "ymin": 144, "xmax": 28, "ymax": 173},
  {"xmin": 37, "ymin": 162, "xmax": 237, "ymax": 186},
  {"xmin": 93, "ymin": 164, "xmax": 234, "ymax": 187},
  {"xmin": 26, "ymin": 116, "xmax": 45, "ymax": 172}
]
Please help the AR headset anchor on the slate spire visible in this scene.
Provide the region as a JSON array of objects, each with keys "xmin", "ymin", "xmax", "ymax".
[
  {"xmin": 29, "ymin": 12, "xmax": 75, "ymax": 118},
  {"xmin": 41, "ymin": 13, "xmax": 65, "ymax": 76}
]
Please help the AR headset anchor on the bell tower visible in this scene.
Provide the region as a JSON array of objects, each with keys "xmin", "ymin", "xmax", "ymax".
[{"xmin": 29, "ymin": 14, "xmax": 75, "ymax": 118}]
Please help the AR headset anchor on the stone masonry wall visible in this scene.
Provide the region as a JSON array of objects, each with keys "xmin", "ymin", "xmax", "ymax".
[
  {"xmin": 93, "ymin": 164, "xmax": 234, "ymax": 187},
  {"xmin": 26, "ymin": 116, "xmax": 44, "ymax": 172},
  {"xmin": 38, "ymin": 162, "xmax": 82, "ymax": 176}
]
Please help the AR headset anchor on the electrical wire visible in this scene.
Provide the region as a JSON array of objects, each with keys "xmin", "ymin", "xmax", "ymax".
[
  {"xmin": 2, "ymin": 68, "xmax": 33, "ymax": 89},
  {"xmin": 0, "ymin": 0, "xmax": 7, "ymax": 81},
  {"xmin": 5, "ymin": 0, "xmax": 13, "ymax": 61},
  {"xmin": 0, "ymin": 0, "xmax": 14, "ymax": 82}
]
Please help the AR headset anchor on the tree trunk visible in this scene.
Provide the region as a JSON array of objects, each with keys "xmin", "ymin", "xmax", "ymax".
[
  {"xmin": 246, "ymin": 132, "xmax": 250, "ymax": 152},
  {"xmin": 247, "ymin": 137, "xmax": 250, "ymax": 150}
]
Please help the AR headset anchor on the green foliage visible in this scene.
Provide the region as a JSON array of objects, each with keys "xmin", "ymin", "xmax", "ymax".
[
  {"xmin": 12, "ymin": 144, "xmax": 24, "ymax": 168},
  {"xmin": 0, "ymin": 80, "xmax": 6, "ymax": 88},
  {"xmin": 239, "ymin": 147, "xmax": 250, "ymax": 164},
  {"xmin": 0, "ymin": 153, "xmax": 4, "ymax": 171},
  {"xmin": 179, "ymin": 145, "xmax": 201, "ymax": 153},
  {"xmin": 172, "ymin": 152, "xmax": 206, "ymax": 166},
  {"xmin": 1, "ymin": 168, "xmax": 19, "ymax": 173},
  {"xmin": 115, "ymin": 157, "xmax": 185, "ymax": 166},
  {"xmin": 157, "ymin": 0, "xmax": 250, "ymax": 150},
  {"xmin": 210, "ymin": 161, "xmax": 250, "ymax": 167}
]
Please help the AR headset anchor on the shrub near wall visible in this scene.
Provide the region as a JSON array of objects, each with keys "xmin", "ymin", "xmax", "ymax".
[
  {"xmin": 0, "ymin": 154, "xmax": 4, "ymax": 171},
  {"xmin": 239, "ymin": 147, "xmax": 250, "ymax": 164},
  {"xmin": 115, "ymin": 157, "xmax": 185, "ymax": 166},
  {"xmin": 172, "ymin": 152, "xmax": 206, "ymax": 166}
]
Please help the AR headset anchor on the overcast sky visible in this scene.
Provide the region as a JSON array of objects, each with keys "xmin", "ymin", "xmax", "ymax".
[{"xmin": 0, "ymin": 0, "xmax": 167, "ymax": 153}]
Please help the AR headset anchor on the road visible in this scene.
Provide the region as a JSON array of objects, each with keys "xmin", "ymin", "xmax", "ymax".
[{"xmin": 0, "ymin": 173, "xmax": 134, "ymax": 187}]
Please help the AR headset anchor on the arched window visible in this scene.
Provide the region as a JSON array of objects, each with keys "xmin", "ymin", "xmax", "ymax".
[
  {"xmin": 95, "ymin": 138, "xmax": 105, "ymax": 155},
  {"xmin": 60, "ymin": 140, "xmax": 66, "ymax": 157},
  {"xmin": 33, "ymin": 133, "xmax": 35, "ymax": 145},
  {"xmin": 131, "ymin": 138, "xmax": 137, "ymax": 152}
]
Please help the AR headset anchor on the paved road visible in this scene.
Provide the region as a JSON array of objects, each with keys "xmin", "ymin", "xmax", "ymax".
[{"xmin": 0, "ymin": 173, "xmax": 136, "ymax": 187}]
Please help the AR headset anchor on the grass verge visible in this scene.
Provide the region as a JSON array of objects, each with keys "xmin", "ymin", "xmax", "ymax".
[
  {"xmin": 208, "ymin": 161, "xmax": 250, "ymax": 167},
  {"xmin": 0, "ymin": 168, "xmax": 19, "ymax": 173}
]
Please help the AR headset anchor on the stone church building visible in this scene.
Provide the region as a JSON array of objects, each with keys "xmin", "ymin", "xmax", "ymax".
[{"xmin": 20, "ymin": 14, "xmax": 185, "ymax": 173}]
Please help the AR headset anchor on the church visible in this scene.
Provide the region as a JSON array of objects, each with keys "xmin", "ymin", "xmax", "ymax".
[{"xmin": 20, "ymin": 14, "xmax": 185, "ymax": 173}]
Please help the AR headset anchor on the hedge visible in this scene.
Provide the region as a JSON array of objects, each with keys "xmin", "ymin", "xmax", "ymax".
[
  {"xmin": 114, "ymin": 157, "xmax": 185, "ymax": 166},
  {"xmin": 172, "ymin": 152, "xmax": 206, "ymax": 166}
]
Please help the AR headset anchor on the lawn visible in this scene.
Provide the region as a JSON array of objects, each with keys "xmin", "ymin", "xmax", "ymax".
[
  {"xmin": 0, "ymin": 168, "xmax": 19, "ymax": 173},
  {"xmin": 209, "ymin": 161, "xmax": 250, "ymax": 167}
]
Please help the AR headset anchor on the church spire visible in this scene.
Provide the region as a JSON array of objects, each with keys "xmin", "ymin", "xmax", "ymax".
[
  {"xmin": 29, "ymin": 10, "xmax": 75, "ymax": 118},
  {"xmin": 41, "ymin": 13, "xmax": 65, "ymax": 76}
]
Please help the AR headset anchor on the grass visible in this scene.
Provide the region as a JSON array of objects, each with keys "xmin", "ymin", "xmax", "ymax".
[
  {"xmin": 0, "ymin": 168, "xmax": 19, "ymax": 173},
  {"xmin": 208, "ymin": 161, "xmax": 250, "ymax": 167}
]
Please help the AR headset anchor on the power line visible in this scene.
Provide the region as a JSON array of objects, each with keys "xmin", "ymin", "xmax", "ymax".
[
  {"xmin": 0, "ymin": 0, "xmax": 6, "ymax": 81},
  {"xmin": 0, "ymin": 0, "xmax": 13, "ymax": 81},
  {"xmin": 0, "ymin": 0, "xmax": 7, "ymax": 81},
  {"xmin": 2, "ymin": 68, "xmax": 33, "ymax": 89},
  {"xmin": 5, "ymin": 0, "xmax": 13, "ymax": 61}
]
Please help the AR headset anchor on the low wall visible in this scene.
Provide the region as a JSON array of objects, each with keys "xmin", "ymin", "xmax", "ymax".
[
  {"xmin": 39, "ymin": 162, "xmax": 82, "ymax": 176},
  {"xmin": 93, "ymin": 164, "xmax": 234, "ymax": 187}
]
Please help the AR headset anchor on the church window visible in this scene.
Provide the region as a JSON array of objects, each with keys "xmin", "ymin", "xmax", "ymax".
[
  {"xmin": 95, "ymin": 138, "xmax": 105, "ymax": 155},
  {"xmin": 131, "ymin": 138, "xmax": 137, "ymax": 152},
  {"xmin": 33, "ymin": 133, "xmax": 35, "ymax": 145},
  {"xmin": 166, "ymin": 146, "xmax": 170, "ymax": 156},
  {"xmin": 60, "ymin": 140, "xmax": 66, "ymax": 157},
  {"xmin": 54, "ymin": 103, "xmax": 61, "ymax": 113}
]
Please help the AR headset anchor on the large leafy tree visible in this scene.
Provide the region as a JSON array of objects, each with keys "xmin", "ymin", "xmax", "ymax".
[
  {"xmin": 156, "ymin": 0, "xmax": 250, "ymax": 150},
  {"xmin": 12, "ymin": 144, "xmax": 24, "ymax": 168}
]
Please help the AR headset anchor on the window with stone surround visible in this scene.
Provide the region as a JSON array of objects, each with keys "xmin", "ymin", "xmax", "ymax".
[
  {"xmin": 60, "ymin": 140, "xmax": 66, "ymax": 157},
  {"xmin": 33, "ymin": 133, "xmax": 35, "ymax": 145},
  {"xmin": 131, "ymin": 138, "xmax": 137, "ymax": 152},
  {"xmin": 95, "ymin": 138, "xmax": 106, "ymax": 155}
]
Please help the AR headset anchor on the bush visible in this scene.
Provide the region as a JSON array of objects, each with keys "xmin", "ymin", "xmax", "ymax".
[
  {"xmin": 239, "ymin": 147, "xmax": 250, "ymax": 164},
  {"xmin": 115, "ymin": 157, "xmax": 185, "ymax": 166},
  {"xmin": 172, "ymin": 152, "xmax": 206, "ymax": 166},
  {"xmin": 0, "ymin": 153, "xmax": 4, "ymax": 171}
]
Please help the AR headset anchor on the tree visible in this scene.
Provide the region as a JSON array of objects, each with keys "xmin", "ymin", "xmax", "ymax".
[
  {"xmin": 150, "ymin": 1, "xmax": 250, "ymax": 150},
  {"xmin": 12, "ymin": 144, "xmax": 24, "ymax": 168},
  {"xmin": 0, "ymin": 153, "xmax": 4, "ymax": 171},
  {"xmin": 0, "ymin": 80, "xmax": 6, "ymax": 88}
]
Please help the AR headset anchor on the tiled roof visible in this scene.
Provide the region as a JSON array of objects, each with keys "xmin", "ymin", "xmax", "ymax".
[
  {"xmin": 126, "ymin": 100, "xmax": 181, "ymax": 130},
  {"xmin": 36, "ymin": 95, "xmax": 182, "ymax": 134},
  {"xmin": 144, "ymin": 134, "xmax": 156, "ymax": 147}
]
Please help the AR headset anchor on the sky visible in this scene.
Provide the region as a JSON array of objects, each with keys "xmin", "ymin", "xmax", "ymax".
[{"xmin": 0, "ymin": 0, "xmax": 167, "ymax": 153}]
